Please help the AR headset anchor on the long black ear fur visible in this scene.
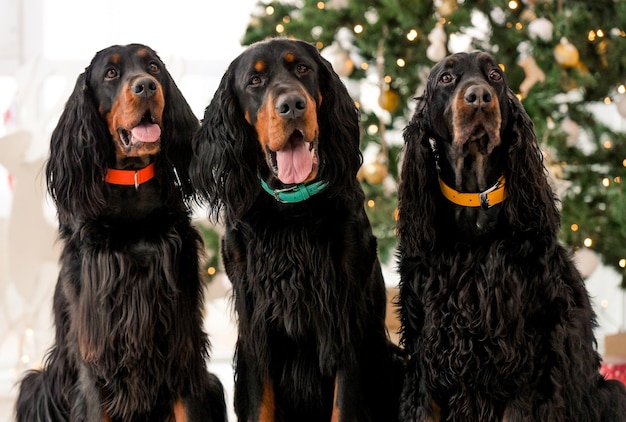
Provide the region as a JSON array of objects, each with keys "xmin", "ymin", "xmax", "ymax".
[
  {"xmin": 190, "ymin": 57, "xmax": 260, "ymax": 224},
  {"xmin": 154, "ymin": 63, "xmax": 199, "ymax": 202},
  {"xmin": 397, "ymin": 94, "xmax": 440, "ymax": 257},
  {"xmin": 303, "ymin": 41, "xmax": 363, "ymax": 200},
  {"xmin": 502, "ymin": 90, "xmax": 560, "ymax": 235},
  {"xmin": 45, "ymin": 71, "xmax": 112, "ymax": 224}
]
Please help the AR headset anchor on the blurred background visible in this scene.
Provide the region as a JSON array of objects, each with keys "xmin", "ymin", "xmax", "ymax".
[{"xmin": 1, "ymin": 0, "xmax": 626, "ymax": 420}]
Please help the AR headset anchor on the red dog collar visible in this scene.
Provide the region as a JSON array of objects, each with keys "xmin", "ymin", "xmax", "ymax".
[{"xmin": 105, "ymin": 163, "xmax": 155, "ymax": 188}]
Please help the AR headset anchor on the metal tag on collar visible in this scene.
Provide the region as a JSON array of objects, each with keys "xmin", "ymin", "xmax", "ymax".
[
  {"xmin": 134, "ymin": 170, "xmax": 139, "ymax": 190},
  {"xmin": 272, "ymin": 184, "xmax": 299, "ymax": 203},
  {"xmin": 479, "ymin": 179, "xmax": 501, "ymax": 209}
]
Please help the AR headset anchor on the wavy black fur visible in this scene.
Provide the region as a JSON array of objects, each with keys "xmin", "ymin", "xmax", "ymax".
[
  {"xmin": 397, "ymin": 51, "xmax": 626, "ymax": 421},
  {"xmin": 190, "ymin": 38, "xmax": 403, "ymax": 421},
  {"xmin": 15, "ymin": 44, "xmax": 226, "ymax": 422}
]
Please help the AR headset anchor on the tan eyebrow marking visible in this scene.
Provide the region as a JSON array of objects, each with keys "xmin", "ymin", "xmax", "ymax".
[{"xmin": 254, "ymin": 60, "xmax": 265, "ymax": 72}]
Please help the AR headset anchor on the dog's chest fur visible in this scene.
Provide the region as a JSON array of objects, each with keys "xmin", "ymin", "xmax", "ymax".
[{"xmin": 412, "ymin": 239, "xmax": 553, "ymax": 393}]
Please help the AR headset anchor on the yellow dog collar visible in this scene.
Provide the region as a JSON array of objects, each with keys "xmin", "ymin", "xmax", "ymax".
[{"xmin": 438, "ymin": 175, "xmax": 507, "ymax": 209}]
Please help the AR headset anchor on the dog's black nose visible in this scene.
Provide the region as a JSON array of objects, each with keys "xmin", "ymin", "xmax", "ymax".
[
  {"xmin": 464, "ymin": 85, "xmax": 492, "ymax": 108},
  {"xmin": 132, "ymin": 77, "xmax": 158, "ymax": 98},
  {"xmin": 276, "ymin": 93, "xmax": 307, "ymax": 119}
]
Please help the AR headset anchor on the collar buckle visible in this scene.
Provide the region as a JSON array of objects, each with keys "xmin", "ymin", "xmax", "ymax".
[
  {"xmin": 479, "ymin": 178, "xmax": 502, "ymax": 209},
  {"xmin": 272, "ymin": 185, "xmax": 300, "ymax": 203}
]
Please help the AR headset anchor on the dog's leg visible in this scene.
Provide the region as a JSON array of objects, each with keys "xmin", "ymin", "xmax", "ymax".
[
  {"xmin": 257, "ymin": 380, "xmax": 275, "ymax": 422},
  {"xmin": 331, "ymin": 377, "xmax": 341, "ymax": 422},
  {"xmin": 71, "ymin": 364, "xmax": 107, "ymax": 422},
  {"xmin": 173, "ymin": 400, "xmax": 187, "ymax": 422},
  {"xmin": 425, "ymin": 400, "xmax": 441, "ymax": 422},
  {"xmin": 330, "ymin": 368, "xmax": 365, "ymax": 422}
]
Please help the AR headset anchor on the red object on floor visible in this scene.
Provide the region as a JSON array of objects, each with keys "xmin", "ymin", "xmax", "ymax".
[{"xmin": 601, "ymin": 362, "xmax": 626, "ymax": 385}]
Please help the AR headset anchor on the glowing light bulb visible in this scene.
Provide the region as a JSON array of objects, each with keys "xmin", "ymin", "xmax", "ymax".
[{"xmin": 588, "ymin": 30, "xmax": 596, "ymax": 42}]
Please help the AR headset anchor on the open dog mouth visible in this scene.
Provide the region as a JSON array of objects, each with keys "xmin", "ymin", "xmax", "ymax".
[
  {"xmin": 267, "ymin": 129, "xmax": 319, "ymax": 185},
  {"xmin": 118, "ymin": 112, "xmax": 162, "ymax": 147}
]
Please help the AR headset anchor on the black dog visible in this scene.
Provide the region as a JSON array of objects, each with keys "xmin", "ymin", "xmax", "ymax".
[
  {"xmin": 190, "ymin": 38, "xmax": 402, "ymax": 421},
  {"xmin": 396, "ymin": 51, "xmax": 626, "ymax": 421},
  {"xmin": 15, "ymin": 44, "xmax": 226, "ymax": 421}
]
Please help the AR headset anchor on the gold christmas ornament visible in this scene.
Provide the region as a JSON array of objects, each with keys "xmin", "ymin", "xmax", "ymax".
[
  {"xmin": 361, "ymin": 152, "xmax": 389, "ymax": 185},
  {"xmin": 520, "ymin": 8, "xmax": 537, "ymax": 22},
  {"xmin": 553, "ymin": 37, "xmax": 580, "ymax": 68},
  {"xmin": 378, "ymin": 87, "xmax": 401, "ymax": 112},
  {"xmin": 362, "ymin": 160, "xmax": 389, "ymax": 185},
  {"xmin": 435, "ymin": 0, "xmax": 458, "ymax": 17}
]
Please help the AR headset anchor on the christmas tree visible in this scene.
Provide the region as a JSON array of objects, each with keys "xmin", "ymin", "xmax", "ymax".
[{"xmin": 238, "ymin": 0, "xmax": 626, "ymax": 283}]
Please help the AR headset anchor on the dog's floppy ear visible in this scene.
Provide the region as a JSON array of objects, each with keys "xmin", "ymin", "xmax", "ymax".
[
  {"xmin": 190, "ymin": 59, "xmax": 260, "ymax": 223},
  {"xmin": 306, "ymin": 41, "xmax": 363, "ymax": 198},
  {"xmin": 45, "ymin": 70, "xmax": 112, "ymax": 224},
  {"xmin": 397, "ymin": 91, "xmax": 440, "ymax": 257},
  {"xmin": 155, "ymin": 63, "xmax": 199, "ymax": 202},
  {"xmin": 502, "ymin": 90, "xmax": 560, "ymax": 234}
]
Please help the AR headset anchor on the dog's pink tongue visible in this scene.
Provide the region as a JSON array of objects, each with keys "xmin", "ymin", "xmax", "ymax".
[
  {"xmin": 276, "ymin": 141, "xmax": 312, "ymax": 184},
  {"xmin": 130, "ymin": 123, "xmax": 161, "ymax": 144}
]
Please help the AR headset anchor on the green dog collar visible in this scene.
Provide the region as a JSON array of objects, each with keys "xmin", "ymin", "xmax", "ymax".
[{"xmin": 260, "ymin": 177, "xmax": 327, "ymax": 203}]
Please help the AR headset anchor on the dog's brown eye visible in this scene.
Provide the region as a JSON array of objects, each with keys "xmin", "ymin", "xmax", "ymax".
[
  {"xmin": 440, "ymin": 73, "xmax": 454, "ymax": 84},
  {"xmin": 148, "ymin": 62, "xmax": 160, "ymax": 74},
  {"xmin": 296, "ymin": 64, "xmax": 309, "ymax": 74},
  {"xmin": 250, "ymin": 75, "xmax": 262, "ymax": 86},
  {"xmin": 105, "ymin": 68, "xmax": 118, "ymax": 80},
  {"xmin": 489, "ymin": 70, "xmax": 502, "ymax": 81}
]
